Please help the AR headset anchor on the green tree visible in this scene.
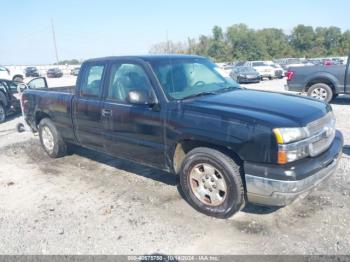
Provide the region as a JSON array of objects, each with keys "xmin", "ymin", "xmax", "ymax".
[
  {"xmin": 340, "ymin": 31, "xmax": 350, "ymax": 55},
  {"xmin": 207, "ymin": 26, "xmax": 228, "ymax": 61},
  {"xmin": 290, "ymin": 25, "xmax": 315, "ymax": 56},
  {"xmin": 256, "ymin": 28, "xmax": 293, "ymax": 59},
  {"xmin": 226, "ymin": 24, "xmax": 267, "ymax": 61},
  {"xmin": 324, "ymin": 26, "xmax": 342, "ymax": 55},
  {"xmin": 149, "ymin": 23, "xmax": 349, "ymax": 61}
]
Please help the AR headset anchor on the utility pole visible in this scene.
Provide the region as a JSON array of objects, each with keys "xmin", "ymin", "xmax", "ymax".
[{"xmin": 51, "ymin": 19, "xmax": 59, "ymax": 64}]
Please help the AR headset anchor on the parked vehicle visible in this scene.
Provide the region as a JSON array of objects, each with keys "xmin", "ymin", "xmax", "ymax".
[
  {"xmin": 244, "ymin": 61, "xmax": 275, "ymax": 80},
  {"xmin": 24, "ymin": 67, "xmax": 40, "ymax": 77},
  {"xmin": 70, "ymin": 67, "xmax": 80, "ymax": 76},
  {"xmin": 0, "ymin": 65, "xmax": 24, "ymax": 82},
  {"xmin": 265, "ymin": 61, "xmax": 285, "ymax": 78},
  {"xmin": 47, "ymin": 68, "xmax": 63, "ymax": 78},
  {"xmin": 230, "ymin": 66, "xmax": 260, "ymax": 83},
  {"xmin": 307, "ymin": 59, "xmax": 323, "ymax": 66},
  {"xmin": 275, "ymin": 58, "xmax": 305, "ymax": 70},
  {"xmin": 0, "ymin": 77, "xmax": 46, "ymax": 123},
  {"xmin": 286, "ymin": 53, "xmax": 350, "ymax": 103},
  {"xmin": 215, "ymin": 63, "xmax": 233, "ymax": 78},
  {"xmin": 0, "ymin": 66, "xmax": 10, "ymax": 80},
  {"xmin": 22, "ymin": 55, "xmax": 343, "ymax": 218}
]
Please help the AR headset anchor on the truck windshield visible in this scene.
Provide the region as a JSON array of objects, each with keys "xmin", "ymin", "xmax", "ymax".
[{"xmin": 149, "ymin": 58, "xmax": 240, "ymax": 100}]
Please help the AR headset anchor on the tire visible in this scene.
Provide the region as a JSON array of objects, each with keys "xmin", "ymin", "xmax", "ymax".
[
  {"xmin": 307, "ymin": 83, "xmax": 333, "ymax": 103},
  {"xmin": 38, "ymin": 118, "xmax": 67, "ymax": 158},
  {"xmin": 16, "ymin": 123, "xmax": 25, "ymax": 133},
  {"xmin": 179, "ymin": 147, "xmax": 245, "ymax": 218},
  {"xmin": 0, "ymin": 103, "xmax": 6, "ymax": 123}
]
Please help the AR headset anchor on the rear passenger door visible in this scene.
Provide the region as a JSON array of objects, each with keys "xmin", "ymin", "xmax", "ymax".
[
  {"xmin": 72, "ymin": 62, "xmax": 107, "ymax": 150},
  {"xmin": 101, "ymin": 60, "xmax": 165, "ymax": 168}
]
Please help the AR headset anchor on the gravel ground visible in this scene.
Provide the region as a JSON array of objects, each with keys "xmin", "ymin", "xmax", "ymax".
[{"xmin": 0, "ymin": 77, "xmax": 349, "ymax": 255}]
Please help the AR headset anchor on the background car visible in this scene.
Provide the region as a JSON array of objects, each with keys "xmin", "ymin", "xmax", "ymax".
[
  {"xmin": 215, "ymin": 63, "xmax": 233, "ymax": 78},
  {"xmin": 47, "ymin": 68, "xmax": 63, "ymax": 78},
  {"xmin": 24, "ymin": 67, "xmax": 40, "ymax": 77},
  {"xmin": 0, "ymin": 66, "xmax": 10, "ymax": 80},
  {"xmin": 70, "ymin": 67, "xmax": 80, "ymax": 76},
  {"xmin": 0, "ymin": 77, "xmax": 48, "ymax": 123},
  {"xmin": 265, "ymin": 61, "xmax": 285, "ymax": 78},
  {"xmin": 0, "ymin": 65, "xmax": 24, "ymax": 82},
  {"xmin": 274, "ymin": 58, "xmax": 305, "ymax": 70},
  {"xmin": 244, "ymin": 61, "xmax": 275, "ymax": 80},
  {"xmin": 230, "ymin": 66, "xmax": 260, "ymax": 83}
]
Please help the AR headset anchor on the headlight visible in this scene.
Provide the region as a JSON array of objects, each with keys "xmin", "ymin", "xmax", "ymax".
[
  {"xmin": 273, "ymin": 127, "xmax": 309, "ymax": 164},
  {"xmin": 273, "ymin": 127, "xmax": 308, "ymax": 144}
]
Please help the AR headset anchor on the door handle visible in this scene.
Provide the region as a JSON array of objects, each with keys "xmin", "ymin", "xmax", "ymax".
[{"xmin": 101, "ymin": 109, "xmax": 112, "ymax": 117}]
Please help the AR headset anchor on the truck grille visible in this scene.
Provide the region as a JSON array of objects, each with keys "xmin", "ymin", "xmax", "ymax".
[{"xmin": 307, "ymin": 112, "xmax": 336, "ymax": 157}]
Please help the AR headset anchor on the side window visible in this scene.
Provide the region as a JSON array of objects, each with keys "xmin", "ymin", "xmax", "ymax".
[
  {"xmin": 107, "ymin": 63, "xmax": 154, "ymax": 102},
  {"xmin": 81, "ymin": 64, "xmax": 105, "ymax": 97}
]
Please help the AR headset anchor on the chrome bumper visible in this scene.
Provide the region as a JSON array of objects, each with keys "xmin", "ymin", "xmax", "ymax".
[{"xmin": 245, "ymin": 148, "xmax": 341, "ymax": 206}]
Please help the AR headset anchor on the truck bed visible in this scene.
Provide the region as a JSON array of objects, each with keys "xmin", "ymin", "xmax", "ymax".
[
  {"xmin": 40, "ymin": 85, "xmax": 75, "ymax": 93},
  {"xmin": 23, "ymin": 86, "xmax": 76, "ymax": 142}
]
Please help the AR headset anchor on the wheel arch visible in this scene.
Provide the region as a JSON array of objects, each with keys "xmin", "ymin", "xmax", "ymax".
[
  {"xmin": 305, "ymin": 75, "xmax": 337, "ymax": 93},
  {"xmin": 12, "ymin": 74, "xmax": 24, "ymax": 81},
  {"xmin": 171, "ymin": 139, "xmax": 242, "ymax": 175},
  {"xmin": 35, "ymin": 111, "xmax": 51, "ymax": 127}
]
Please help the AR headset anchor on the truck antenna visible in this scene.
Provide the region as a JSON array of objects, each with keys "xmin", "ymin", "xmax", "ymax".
[{"xmin": 51, "ymin": 18, "xmax": 59, "ymax": 64}]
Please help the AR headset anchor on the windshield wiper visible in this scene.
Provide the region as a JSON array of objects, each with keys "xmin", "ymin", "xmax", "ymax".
[
  {"xmin": 182, "ymin": 91, "xmax": 217, "ymax": 100},
  {"xmin": 215, "ymin": 86, "xmax": 238, "ymax": 93}
]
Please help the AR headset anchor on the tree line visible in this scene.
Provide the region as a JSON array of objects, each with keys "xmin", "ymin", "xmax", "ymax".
[{"xmin": 149, "ymin": 24, "xmax": 350, "ymax": 62}]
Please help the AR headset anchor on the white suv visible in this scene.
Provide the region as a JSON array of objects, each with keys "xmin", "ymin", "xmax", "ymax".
[{"xmin": 244, "ymin": 61, "xmax": 275, "ymax": 80}]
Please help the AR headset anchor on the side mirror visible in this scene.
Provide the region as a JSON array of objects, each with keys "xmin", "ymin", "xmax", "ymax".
[
  {"xmin": 27, "ymin": 77, "xmax": 48, "ymax": 89},
  {"xmin": 16, "ymin": 83, "xmax": 27, "ymax": 93},
  {"xmin": 126, "ymin": 89, "xmax": 156, "ymax": 105}
]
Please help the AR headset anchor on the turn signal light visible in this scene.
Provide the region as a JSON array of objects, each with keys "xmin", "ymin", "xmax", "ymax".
[{"xmin": 278, "ymin": 151, "xmax": 287, "ymax": 165}]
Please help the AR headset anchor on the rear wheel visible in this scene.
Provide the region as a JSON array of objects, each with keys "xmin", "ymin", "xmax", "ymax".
[
  {"xmin": 12, "ymin": 75, "xmax": 24, "ymax": 83},
  {"xmin": 307, "ymin": 83, "xmax": 333, "ymax": 103},
  {"xmin": 0, "ymin": 104, "xmax": 6, "ymax": 123},
  {"xmin": 38, "ymin": 118, "xmax": 67, "ymax": 158},
  {"xmin": 179, "ymin": 147, "xmax": 245, "ymax": 218}
]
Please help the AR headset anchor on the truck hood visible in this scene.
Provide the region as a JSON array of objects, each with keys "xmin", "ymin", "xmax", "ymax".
[{"xmin": 184, "ymin": 89, "xmax": 331, "ymax": 127}]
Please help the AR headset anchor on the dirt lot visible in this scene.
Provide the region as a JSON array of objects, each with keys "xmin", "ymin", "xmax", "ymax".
[{"xmin": 0, "ymin": 77, "xmax": 349, "ymax": 255}]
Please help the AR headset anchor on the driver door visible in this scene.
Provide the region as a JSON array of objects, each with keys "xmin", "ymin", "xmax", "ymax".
[
  {"xmin": 101, "ymin": 60, "xmax": 165, "ymax": 168},
  {"xmin": 26, "ymin": 77, "xmax": 48, "ymax": 89}
]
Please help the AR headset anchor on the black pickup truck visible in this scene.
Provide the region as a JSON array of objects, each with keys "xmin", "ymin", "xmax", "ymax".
[
  {"xmin": 286, "ymin": 53, "xmax": 350, "ymax": 102},
  {"xmin": 0, "ymin": 77, "xmax": 47, "ymax": 123},
  {"xmin": 22, "ymin": 55, "xmax": 343, "ymax": 218}
]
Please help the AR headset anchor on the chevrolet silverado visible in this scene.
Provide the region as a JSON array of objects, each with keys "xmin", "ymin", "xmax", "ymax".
[{"xmin": 22, "ymin": 55, "xmax": 343, "ymax": 218}]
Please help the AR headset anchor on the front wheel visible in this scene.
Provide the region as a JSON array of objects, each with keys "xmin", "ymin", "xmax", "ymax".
[
  {"xmin": 307, "ymin": 83, "xmax": 333, "ymax": 103},
  {"xmin": 38, "ymin": 118, "xmax": 67, "ymax": 158},
  {"xmin": 179, "ymin": 147, "xmax": 245, "ymax": 218}
]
